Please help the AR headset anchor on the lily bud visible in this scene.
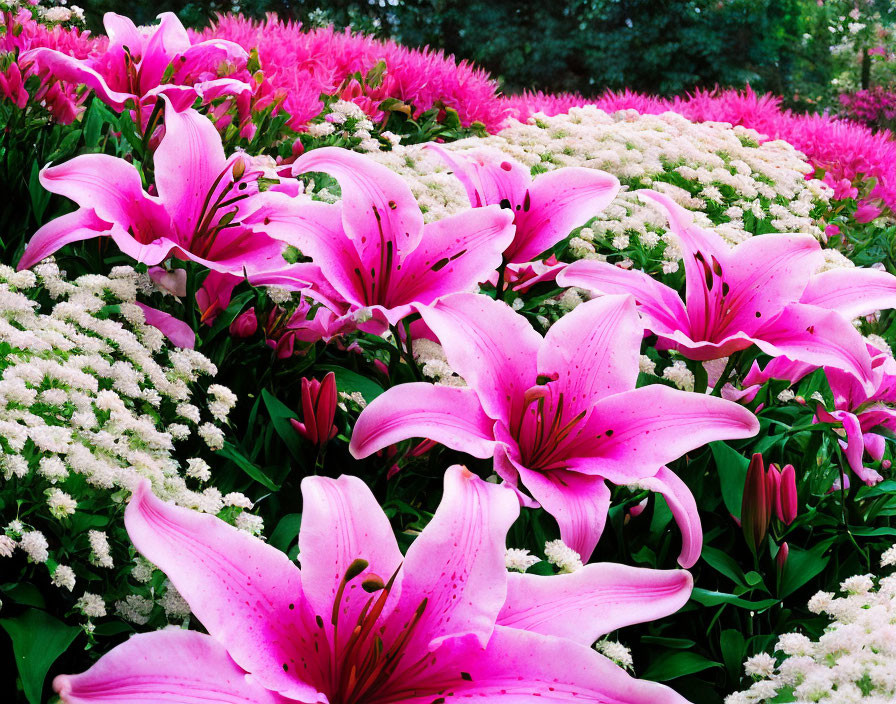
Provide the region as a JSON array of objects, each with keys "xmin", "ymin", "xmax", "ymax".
[
  {"xmin": 231, "ymin": 157, "xmax": 246, "ymax": 180},
  {"xmin": 767, "ymin": 464, "xmax": 781, "ymax": 519},
  {"xmin": 229, "ymin": 308, "xmax": 258, "ymax": 338},
  {"xmin": 741, "ymin": 453, "xmax": 771, "ymax": 555},
  {"xmin": 779, "ymin": 464, "xmax": 798, "ymax": 525},
  {"xmin": 290, "ymin": 372, "xmax": 337, "ymax": 447},
  {"xmin": 884, "ymin": 460, "xmax": 892, "ymax": 470},
  {"xmin": 776, "ymin": 541, "xmax": 789, "ymax": 578}
]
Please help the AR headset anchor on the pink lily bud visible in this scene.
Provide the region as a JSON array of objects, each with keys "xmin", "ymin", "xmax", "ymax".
[
  {"xmin": 884, "ymin": 460, "xmax": 892, "ymax": 470},
  {"xmin": 741, "ymin": 453, "xmax": 771, "ymax": 555},
  {"xmin": 229, "ymin": 308, "xmax": 258, "ymax": 338},
  {"xmin": 776, "ymin": 541, "xmax": 789, "ymax": 576},
  {"xmin": 767, "ymin": 464, "xmax": 782, "ymax": 519},
  {"xmin": 779, "ymin": 464, "xmax": 798, "ymax": 525},
  {"xmin": 629, "ymin": 497, "xmax": 649, "ymax": 518},
  {"xmin": 289, "ymin": 372, "xmax": 337, "ymax": 447}
]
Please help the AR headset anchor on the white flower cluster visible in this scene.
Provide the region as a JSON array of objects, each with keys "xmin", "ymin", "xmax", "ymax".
[
  {"xmin": 726, "ymin": 547, "xmax": 896, "ymax": 704},
  {"xmin": 364, "ymin": 107, "xmax": 843, "ymax": 277},
  {"xmin": 0, "ymin": 261, "xmax": 257, "ymax": 617},
  {"xmin": 306, "ymin": 99, "xmax": 386, "ymax": 153},
  {"xmin": 413, "ymin": 338, "xmax": 466, "ymax": 388}
]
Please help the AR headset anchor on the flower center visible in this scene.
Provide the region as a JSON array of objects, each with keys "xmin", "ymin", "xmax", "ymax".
[
  {"xmin": 190, "ymin": 159, "xmax": 254, "ymax": 258},
  {"xmin": 324, "ymin": 558, "xmax": 428, "ymax": 704},
  {"xmin": 515, "ymin": 385, "xmax": 587, "ymax": 471}
]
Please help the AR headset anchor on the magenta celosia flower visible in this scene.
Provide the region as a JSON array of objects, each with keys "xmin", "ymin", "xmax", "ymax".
[
  {"xmin": 21, "ymin": 12, "xmax": 251, "ymax": 123},
  {"xmin": 1, "ymin": 8, "xmax": 98, "ymax": 123},
  {"xmin": 55, "ymin": 467, "xmax": 694, "ymax": 704},
  {"xmin": 247, "ymin": 146, "xmax": 515, "ymax": 328},
  {"xmin": 351, "ymin": 293, "xmax": 758, "ymax": 561},
  {"xmin": 559, "ymin": 190, "xmax": 891, "ymax": 389},
  {"xmin": 200, "ymin": 14, "xmax": 508, "ymax": 130},
  {"xmin": 426, "ymin": 144, "xmax": 620, "ymax": 265},
  {"xmin": 18, "ymin": 98, "xmax": 287, "ymax": 273}
]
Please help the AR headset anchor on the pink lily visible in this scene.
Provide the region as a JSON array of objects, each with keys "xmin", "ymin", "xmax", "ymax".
[
  {"xmin": 21, "ymin": 12, "xmax": 251, "ymax": 125},
  {"xmin": 426, "ymin": 144, "xmax": 620, "ymax": 264},
  {"xmin": 558, "ymin": 190, "xmax": 893, "ymax": 389},
  {"xmin": 18, "ymin": 98, "xmax": 287, "ymax": 273},
  {"xmin": 55, "ymin": 467, "xmax": 694, "ymax": 704},
  {"xmin": 244, "ymin": 147, "xmax": 516, "ymax": 328},
  {"xmin": 738, "ymin": 344, "xmax": 896, "ymax": 485},
  {"xmin": 351, "ymin": 293, "xmax": 759, "ymax": 562}
]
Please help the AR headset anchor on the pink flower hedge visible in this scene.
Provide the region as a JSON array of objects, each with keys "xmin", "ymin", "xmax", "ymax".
[{"xmin": 199, "ymin": 14, "xmax": 509, "ymax": 130}]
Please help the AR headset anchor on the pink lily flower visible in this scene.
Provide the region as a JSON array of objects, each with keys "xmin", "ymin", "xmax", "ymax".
[
  {"xmin": 55, "ymin": 467, "xmax": 694, "ymax": 704},
  {"xmin": 245, "ymin": 147, "xmax": 516, "ymax": 328},
  {"xmin": 558, "ymin": 190, "xmax": 895, "ymax": 389},
  {"xmin": 21, "ymin": 12, "xmax": 251, "ymax": 124},
  {"xmin": 351, "ymin": 293, "xmax": 759, "ymax": 562},
  {"xmin": 737, "ymin": 344, "xmax": 896, "ymax": 485},
  {"xmin": 426, "ymin": 144, "xmax": 620, "ymax": 264},
  {"xmin": 18, "ymin": 98, "xmax": 287, "ymax": 273}
]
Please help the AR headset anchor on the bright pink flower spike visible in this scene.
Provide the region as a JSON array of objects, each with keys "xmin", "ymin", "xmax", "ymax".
[
  {"xmin": 22, "ymin": 12, "xmax": 251, "ymax": 119},
  {"xmin": 558, "ymin": 190, "xmax": 883, "ymax": 390},
  {"xmin": 18, "ymin": 99, "xmax": 287, "ymax": 273},
  {"xmin": 244, "ymin": 147, "xmax": 516, "ymax": 329},
  {"xmin": 55, "ymin": 468, "xmax": 693, "ymax": 704},
  {"xmin": 351, "ymin": 293, "xmax": 758, "ymax": 563},
  {"xmin": 426, "ymin": 144, "xmax": 620, "ymax": 264}
]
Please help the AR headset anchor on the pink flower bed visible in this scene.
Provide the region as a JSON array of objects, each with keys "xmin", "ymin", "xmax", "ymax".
[{"xmin": 199, "ymin": 14, "xmax": 508, "ymax": 130}]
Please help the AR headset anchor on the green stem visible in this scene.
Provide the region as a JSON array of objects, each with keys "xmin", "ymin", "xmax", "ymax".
[
  {"xmin": 389, "ymin": 323, "xmax": 422, "ymax": 381},
  {"xmin": 710, "ymin": 353, "xmax": 740, "ymax": 397}
]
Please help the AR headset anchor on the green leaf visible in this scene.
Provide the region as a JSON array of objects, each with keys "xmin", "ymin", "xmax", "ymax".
[
  {"xmin": 690, "ymin": 588, "xmax": 779, "ymax": 610},
  {"xmin": 261, "ymin": 389, "xmax": 304, "ymax": 463},
  {"xmin": 27, "ymin": 160, "xmax": 51, "ymax": 225},
  {"xmin": 710, "ymin": 441, "xmax": 749, "ymax": 520},
  {"xmin": 0, "ymin": 583, "xmax": 45, "ymax": 609},
  {"xmin": 778, "ymin": 544, "xmax": 830, "ymax": 599},
  {"xmin": 316, "ymin": 365, "xmax": 384, "ymax": 403},
  {"xmin": 269, "ymin": 513, "xmax": 302, "ymax": 554},
  {"xmin": 639, "ymin": 636, "xmax": 696, "ymax": 649},
  {"xmin": 0, "ymin": 608, "xmax": 80, "ymax": 704},
  {"xmin": 216, "ymin": 441, "xmax": 279, "ymax": 491},
  {"xmin": 720, "ymin": 629, "xmax": 746, "ymax": 680},
  {"xmin": 641, "ymin": 650, "xmax": 722, "ymax": 682},
  {"xmin": 701, "ymin": 545, "xmax": 747, "ymax": 588}
]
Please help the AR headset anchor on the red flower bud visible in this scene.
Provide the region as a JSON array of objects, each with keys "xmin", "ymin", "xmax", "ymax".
[
  {"xmin": 776, "ymin": 541, "xmax": 789, "ymax": 576},
  {"xmin": 742, "ymin": 453, "xmax": 771, "ymax": 555},
  {"xmin": 229, "ymin": 308, "xmax": 258, "ymax": 338},
  {"xmin": 290, "ymin": 372, "xmax": 337, "ymax": 447},
  {"xmin": 779, "ymin": 464, "xmax": 798, "ymax": 525}
]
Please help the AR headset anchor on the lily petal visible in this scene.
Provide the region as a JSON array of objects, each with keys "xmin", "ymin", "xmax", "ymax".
[
  {"xmin": 138, "ymin": 12, "xmax": 191, "ymax": 93},
  {"xmin": 636, "ymin": 466, "xmax": 702, "ymax": 568},
  {"xmin": 498, "ymin": 564, "xmax": 692, "ymax": 644},
  {"xmin": 54, "ymin": 630, "xmax": 289, "ymax": 704},
  {"xmin": 154, "ymin": 97, "xmax": 228, "ymax": 238},
  {"xmin": 539, "ymin": 295, "xmax": 642, "ymax": 414},
  {"xmin": 18, "ymin": 209, "xmax": 111, "ymax": 270},
  {"xmin": 567, "ymin": 385, "xmax": 759, "ymax": 484},
  {"xmin": 515, "ymin": 467, "xmax": 611, "ymax": 561},
  {"xmin": 393, "ymin": 466, "xmax": 519, "ymax": 651},
  {"xmin": 134, "ymin": 303, "xmax": 195, "ymax": 349},
  {"xmin": 801, "ymin": 267, "xmax": 896, "ymax": 319},
  {"xmin": 399, "ymin": 625, "xmax": 691, "ymax": 704},
  {"xmin": 419, "ymin": 293, "xmax": 542, "ymax": 424},
  {"xmin": 425, "ymin": 144, "xmax": 530, "ymax": 209},
  {"xmin": 350, "ymin": 383, "xmax": 496, "ymax": 459},
  {"xmin": 387, "ymin": 205, "xmax": 515, "ymax": 307},
  {"xmin": 509, "ymin": 167, "xmax": 620, "ymax": 263},
  {"xmin": 293, "ymin": 147, "xmax": 424, "ymax": 264},
  {"xmin": 124, "ymin": 482, "xmax": 324, "ymax": 701},
  {"xmin": 754, "ymin": 303, "xmax": 875, "ymax": 393},
  {"xmin": 558, "ymin": 259, "xmax": 689, "ymax": 336},
  {"xmin": 299, "ymin": 475, "xmax": 404, "ymax": 651},
  {"xmin": 21, "ymin": 47, "xmax": 134, "ymax": 109}
]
